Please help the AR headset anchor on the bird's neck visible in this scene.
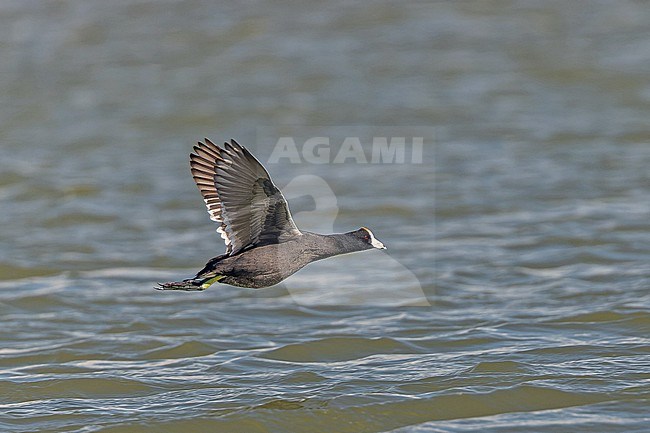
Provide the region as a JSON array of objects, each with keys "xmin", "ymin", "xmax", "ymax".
[{"xmin": 309, "ymin": 232, "xmax": 360, "ymax": 260}]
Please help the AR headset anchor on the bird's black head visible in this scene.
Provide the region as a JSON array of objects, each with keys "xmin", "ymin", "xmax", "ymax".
[{"xmin": 350, "ymin": 227, "xmax": 386, "ymax": 250}]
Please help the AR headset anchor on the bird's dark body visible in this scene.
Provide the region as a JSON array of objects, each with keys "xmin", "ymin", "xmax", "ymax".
[
  {"xmin": 157, "ymin": 139, "xmax": 385, "ymax": 291},
  {"xmin": 164, "ymin": 232, "xmax": 373, "ymax": 289}
]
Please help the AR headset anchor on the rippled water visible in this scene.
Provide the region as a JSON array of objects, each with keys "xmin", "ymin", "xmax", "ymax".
[{"xmin": 1, "ymin": 1, "xmax": 649, "ymax": 432}]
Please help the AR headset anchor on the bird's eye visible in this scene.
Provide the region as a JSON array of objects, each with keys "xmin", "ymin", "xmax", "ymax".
[{"xmin": 364, "ymin": 235, "xmax": 370, "ymax": 240}]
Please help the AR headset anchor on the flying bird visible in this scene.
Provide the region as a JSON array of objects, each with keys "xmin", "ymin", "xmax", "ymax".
[{"xmin": 157, "ymin": 138, "xmax": 385, "ymax": 290}]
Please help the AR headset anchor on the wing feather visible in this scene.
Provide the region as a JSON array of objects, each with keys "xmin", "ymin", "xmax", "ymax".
[{"xmin": 189, "ymin": 138, "xmax": 302, "ymax": 255}]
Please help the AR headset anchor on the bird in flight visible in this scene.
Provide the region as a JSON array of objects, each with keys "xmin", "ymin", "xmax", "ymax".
[{"xmin": 157, "ymin": 138, "xmax": 386, "ymax": 290}]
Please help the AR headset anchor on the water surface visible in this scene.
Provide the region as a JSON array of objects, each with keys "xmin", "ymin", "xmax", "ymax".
[{"xmin": 1, "ymin": 1, "xmax": 649, "ymax": 432}]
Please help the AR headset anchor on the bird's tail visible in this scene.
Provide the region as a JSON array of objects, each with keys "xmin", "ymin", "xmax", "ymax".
[{"xmin": 155, "ymin": 275, "xmax": 223, "ymax": 291}]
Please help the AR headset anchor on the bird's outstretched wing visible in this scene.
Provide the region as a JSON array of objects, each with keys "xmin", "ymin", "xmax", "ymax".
[{"xmin": 189, "ymin": 138, "xmax": 302, "ymax": 255}]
